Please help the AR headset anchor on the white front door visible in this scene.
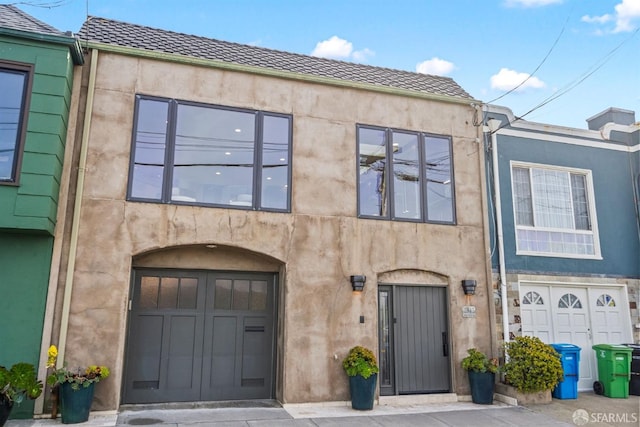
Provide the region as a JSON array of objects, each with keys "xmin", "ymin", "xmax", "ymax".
[{"xmin": 520, "ymin": 283, "xmax": 632, "ymax": 391}]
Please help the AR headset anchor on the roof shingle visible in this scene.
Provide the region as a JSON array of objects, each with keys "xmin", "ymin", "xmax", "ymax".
[
  {"xmin": 0, "ymin": 4, "xmax": 65, "ymax": 36},
  {"xmin": 78, "ymin": 17, "xmax": 473, "ymax": 100}
]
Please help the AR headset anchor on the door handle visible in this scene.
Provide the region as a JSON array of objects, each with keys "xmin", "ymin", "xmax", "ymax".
[{"xmin": 442, "ymin": 332, "xmax": 448, "ymax": 357}]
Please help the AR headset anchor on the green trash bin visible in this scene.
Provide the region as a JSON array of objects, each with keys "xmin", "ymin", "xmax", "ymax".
[{"xmin": 592, "ymin": 344, "xmax": 632, "ymax": 398}]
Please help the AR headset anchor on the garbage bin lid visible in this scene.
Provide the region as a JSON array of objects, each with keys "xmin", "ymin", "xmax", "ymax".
[
  {"xmin": 592, "ymin": 343, "xmax": 633, "ymax": 351},
  {"xmin": 622, "ymin": 343, "xmax": 640, "ymax": 349},
  {"xmin": 551, "ymin": 343, "xmax": 581, "ymax": 350}
]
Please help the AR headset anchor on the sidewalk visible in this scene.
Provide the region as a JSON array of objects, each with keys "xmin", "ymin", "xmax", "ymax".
[{"xmin": 5, "ymin": 392, "xmax": 639, "ymax": 427}]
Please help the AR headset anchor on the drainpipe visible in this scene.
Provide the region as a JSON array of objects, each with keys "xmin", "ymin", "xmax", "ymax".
[
  {"xmin": 57, "ymin": 48, "xmax": 99, "ymax": 366},
  {"xmin": 487, "ymin": 119, "xmax": 510, "ymax": 348}
]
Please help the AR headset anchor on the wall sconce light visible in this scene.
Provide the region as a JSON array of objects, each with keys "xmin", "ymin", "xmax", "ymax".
[
  {"xmin": 461, "ymin": 280, "xmax": 477, "ymax": 304},
  {"xmin": 350, "ymin": 275, "xmax": 366, "ymax": 292}
]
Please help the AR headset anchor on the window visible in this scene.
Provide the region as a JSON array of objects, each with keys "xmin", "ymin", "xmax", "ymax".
[
  {"xmin": 522, "ymin": 291, "xmax": 543, "ymax": 305},
  {"xmin": 357, "ymin": 125, "xmax": 455, "ymax": 223},
  {"xmin": 558, "ymin": 293, "xmax": 582, "ymax": 309},
  {"xmin": 0, "ymin": 62, "xmax": 32, "ymax": 184},
  {"xmin": 128, "ymin": 96, "xmax": 292, "ymax": 211},
  {"xmin": 511, "ymin": 163, "xmax": 600, "ymax": 258}
]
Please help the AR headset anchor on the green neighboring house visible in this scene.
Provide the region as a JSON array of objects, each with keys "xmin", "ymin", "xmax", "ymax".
[{"xmin": 0, "ymin": 5, "xmax": 83, "ymax": 419}]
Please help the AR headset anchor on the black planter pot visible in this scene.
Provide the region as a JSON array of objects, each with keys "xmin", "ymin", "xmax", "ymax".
[
  {"xmin": 468, "ymin": 371, "xmax": 495, "ymax": 404},
  {"xmin": 0, "ymin": 395, "xmax": 13, "ymax": 427},
  {"xmin": 348, "ymin": 373, "xmax": 377, "ymax": 410}
]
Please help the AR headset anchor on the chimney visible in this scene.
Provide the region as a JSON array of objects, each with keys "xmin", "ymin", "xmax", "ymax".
[{"xmin": 586, "ymin": 107, "xmax": 636, "ymax": 131}]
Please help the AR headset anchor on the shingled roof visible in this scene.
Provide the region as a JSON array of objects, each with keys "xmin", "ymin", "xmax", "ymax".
[
  {"xmin": 78, "ymin": 17, "xmax": 473, "ymax": 100},
  {"xmin": 0, "ymin": 4, "xmax": 65, "ymax": 36}
]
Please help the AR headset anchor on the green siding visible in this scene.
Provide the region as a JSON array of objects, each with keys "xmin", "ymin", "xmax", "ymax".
[
  {"xmin": 0, "ymin": 233, "xmax": 53, "ymax": 419},
  {"xmin": 0, "ymin": 34, "xmax": 77, "ymax": 234}
]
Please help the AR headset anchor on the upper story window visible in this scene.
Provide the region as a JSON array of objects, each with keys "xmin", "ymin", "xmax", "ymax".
[
  {"xmin": 511, "ymin": 162, "xmax": 600, "ymax": 258},
  {"xmin": 128, "ymin": 96, "xmax": 292, "ymax": 212},
  {"xmin": 0, "ymin": 62, "xmax": 32, "ymax": 184},
  {"xmin": 357, "ymin": 125, "xmax": 455, "ymax": 224}
]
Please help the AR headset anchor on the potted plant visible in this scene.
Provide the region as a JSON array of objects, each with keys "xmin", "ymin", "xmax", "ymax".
[
  {"xmin": 461, "ymin": 348, "xmax": 498, "ymax": 404},
  {"xmin": 0, "ymin": 362, "xmax": 42, "ymax": 426},
  {"xmin": 45, "ymin": 345, "xmax": 110, "ymax": 424},
  {"xmin": 499, "ymin": 336, "xmax": 563, "ymax": 404},
  {"xmin": 342, "ymin": 345, "xmax": 379, "ymax": 410}
]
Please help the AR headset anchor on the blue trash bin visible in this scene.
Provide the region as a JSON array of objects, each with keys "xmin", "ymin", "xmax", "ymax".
[{"xmin": 551, "ymin": 343, "xmax": 581, "ymax": 399}]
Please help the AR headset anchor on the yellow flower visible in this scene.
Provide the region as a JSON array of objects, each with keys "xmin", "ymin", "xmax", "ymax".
[{"xmin": 46, "ymin": 345, "xmax": 58, "ymax": 368}]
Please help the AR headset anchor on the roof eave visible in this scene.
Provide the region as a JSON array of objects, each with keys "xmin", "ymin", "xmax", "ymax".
[
  {"xmin": 0, "ymin": 27, "xmax": 85, "ymax": 65},
  {"xmin": 82, "ymin": 40, "xmax": 477, "ymax": 105}
]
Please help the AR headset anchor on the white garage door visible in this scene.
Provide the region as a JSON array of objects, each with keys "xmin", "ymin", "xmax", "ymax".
[{"xmin": 520, "ymin": 284, "xmax": 632, "ymax": 391}]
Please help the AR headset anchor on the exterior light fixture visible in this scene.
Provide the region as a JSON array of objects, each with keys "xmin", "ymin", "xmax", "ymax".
[
  {"xmin": 350, "ymin": 275, "xmax": 366, "ymax": 292},
  {"xmin": 461, "ymin": 280, "xmax": 477, "ymax": 296}
]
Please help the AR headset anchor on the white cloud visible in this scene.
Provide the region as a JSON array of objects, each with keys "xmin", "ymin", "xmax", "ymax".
[
  {"xmin": 504, "ymin": 0, "xmax": 562, "ymax": 7},
  {"xmin": 490, "ymin": 68, "xmax": 546, "ymax": 92},
  {"xmin": 416, "ymin": 57, "xmax": 456, "ymax": 76},
  {"xmin": 581, "ymin": 14, "xmax": 613, "ymax": 24},
  {"xmin": 352, "ymin": 48, "xmax": 375, "ymax": 62},
  {"xmin": 311, "ymin": 36, "xmax": 374, "ymax": 62},
  {"xmin": 581, "ymin": 0, "xmax": 640, "ymax": 33},
  {"xmin": 613, "ymin": 0, "xmax": 640, "ymax": 32}
]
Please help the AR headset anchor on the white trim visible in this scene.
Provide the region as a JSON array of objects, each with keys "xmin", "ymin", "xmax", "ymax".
[
  {"xmin": 509, "ymin": 161, "xmax": 602, "ymax": 259},
  {"xmin": 497, "ymin": 128, "xmax": 638, "ymax": 152}
]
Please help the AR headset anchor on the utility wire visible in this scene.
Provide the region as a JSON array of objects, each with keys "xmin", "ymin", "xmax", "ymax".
[
  {"xmin": 487, "ymin": 6, "xmax": 572, "ymax": 105},
  {"xmin": 486, "ymin": 26, "xmax": 640, "ymax": 134},
  {"xmin": 517, "ymin": 26, "xmax": 640, "ymax": 122}
]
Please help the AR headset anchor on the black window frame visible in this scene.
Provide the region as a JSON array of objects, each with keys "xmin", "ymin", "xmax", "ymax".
[
  {"xmin": 356, "ymin": 124, "xmax": 456, "ymax": 224},
  {"xmin": 127, "ymin": 94, "xmax": 293, "ymax": 213},
  {"xmin": 0, "ymin": 60, "xmax": 33, "ymax": 186}
]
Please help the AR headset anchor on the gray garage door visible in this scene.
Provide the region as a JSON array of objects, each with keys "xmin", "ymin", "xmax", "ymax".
[
  {"xmin": 378, "ymin": 285, "xmax": 450, "ymax": 395},
  {"xmin": 122, "ymin": 269, "xmax": 277, "ymax": 404}
]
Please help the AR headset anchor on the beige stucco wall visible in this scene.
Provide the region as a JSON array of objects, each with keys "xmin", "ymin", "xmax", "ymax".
[{"xmin": 57, "ymin": 50, "xmax": 492, "ymax": 410}]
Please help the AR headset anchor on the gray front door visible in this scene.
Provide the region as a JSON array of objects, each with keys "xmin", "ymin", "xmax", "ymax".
[
  {"xmin": 123, "ymin": 269, "xmax": 276, "ymax": 404},
  {"xmin": 378, "ymin": 285, "xmax": 450, "ymax": 395}
]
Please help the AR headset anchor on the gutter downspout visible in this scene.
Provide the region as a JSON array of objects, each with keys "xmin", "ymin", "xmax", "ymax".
[
  {"xmin": 487, "ymin": 119, "xmax": 510, "ymax": 348},
  {"xmin": 57, "ymin": 48, "xmax": 99, "ymax": 366}
]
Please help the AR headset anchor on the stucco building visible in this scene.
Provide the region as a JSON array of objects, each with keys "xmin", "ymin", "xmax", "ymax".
[{"xmin": 42, "ymin": 16, "xmax": 494, "ymax": 412}]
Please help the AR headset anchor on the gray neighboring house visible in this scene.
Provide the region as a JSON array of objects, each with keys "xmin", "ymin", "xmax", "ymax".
[{"xmin": 484, "ymin": 104, "xmax": 640, "ymax": 391}]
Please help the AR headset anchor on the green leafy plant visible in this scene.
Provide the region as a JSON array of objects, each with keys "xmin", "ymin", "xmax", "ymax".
[
  {"xmin": 503, "ymin": 336, "xmax": 563, "ymax": 393},
  {"xmin": 45, "ymin": 345, "xmax": 110, "ymax": 391},
  {"xmin": 342, "ymin": 346, "xmax": 379, "ymax": 379},
  {"xmin": 461, "ymin": 348, "xmax": 499, "ymax": 374},
  {"xmin": 0, "ymin": 363, "xmax": 43, "ymax": 404}
]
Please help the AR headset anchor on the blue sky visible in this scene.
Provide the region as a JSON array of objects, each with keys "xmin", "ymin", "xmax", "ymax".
[{"xmin": 5, "ymin": 0, "xmax": 639, "ymax": 129}]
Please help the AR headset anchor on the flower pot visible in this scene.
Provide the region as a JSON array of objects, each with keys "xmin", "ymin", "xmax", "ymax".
[
  {"xmin": 468, "ymin": 371, "xmax": 495, "ymax": 404},
  {"xmin": 59, "ymin": 382, "xmax": 95, "ymax": 424},
  {"xmin": 0, "ymin": 395, "xmax": 13, "ymax": 427},
  {"xmin": 348, "ymin": 373, "xmax": 377, "ymax": 410}
]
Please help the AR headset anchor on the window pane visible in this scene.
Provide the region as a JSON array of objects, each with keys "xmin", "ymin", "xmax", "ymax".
[
  {"xmin": 261, "ymin": 115, "xmax": 289, "ymax": 210},
  {"xmin": 425, "ymin": 136, "xmax": 453, "ymax": 222},
  {"xmin": 173, "ymin": 104, "xmax": 255, "ymax": 205},
  {"xmin": 532, "ymin": 169, "xmax": 573, "ymax": 229},
  {"xmin": 214, "ymin": 279, "xmax": 232, "ymax": 309},
  {"xmin": 570, "ymin": 173, "xmax": 590, "ymax": 230},
  {"xmin": 512, "ymin": 167, "xmax": 533, "ymax": 226},
  {"xmin": 178, "ymin": 278, "xmax": 198, "ymax": 309},
  {"xmin": 249, "ymin": 280, "xmax": 267, "ymax": 311},
  {"xmin": 140, "ymin": 276, "xmax": 159, "ymax": 309},
  {"xmin": 358, "ymin": 127, "xmax": 388, "ymax": 217},
  {"xmin": 130, "ymin": 99, "xmax": 169, "ymax": 200},
  {"xmin": 392, "ymin": 132, "xmax": 421, "ymax": 219},
  {"xmin": 0, "ymin": 69, "xmax": 27, "ymax": 181},
  {"xmin": 158, "ymin": 277, "xmax": 179, "ymax": 309},
  {"xmin": 233, "ymin": 280, "xmax": 250, "ymax": 310}
]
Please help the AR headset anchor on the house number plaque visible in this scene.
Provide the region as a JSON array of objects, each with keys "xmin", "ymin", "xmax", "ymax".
[{"xmin": 462, "ymin": 305, "xmax": 476, "ymax": 318}]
